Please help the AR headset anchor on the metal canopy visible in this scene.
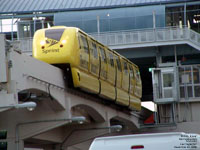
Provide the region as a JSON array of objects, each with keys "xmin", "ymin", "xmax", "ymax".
[{"xmin": 0, "ymin": 0, "xmax": 195, "ymax": 14}]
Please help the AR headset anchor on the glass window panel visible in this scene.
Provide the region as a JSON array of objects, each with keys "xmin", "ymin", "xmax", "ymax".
[
  {"xmin": 185, "ymin": 66, "xmax": 192, "ymax": 84},
  {"xmin": 180, "ymin": 86, "xmax": 185, "ymax": 98},
  {"xmin": 163, "ymin": 73, "xmax": 174, "ymax": 87},
  {"xmin": 115, "ymin": 56, "xmax": 122, "ymax": 72},
  {"xmin": 187, "ymin": 86, "xmax": 193, "ymax": 98},
  {"xmin": 193, "ymin": 66, "xmax": 200, "ymax": 84},
  {"xmin": 54, "ymin": 6, "xmax": 165, "ymax": 33},
  {"xmin": 123, "ymin": 61, "xmax": 128, "ymax": 75},
  {"xmin": 109, "ymin": 53, "xmax": 114, "ymax": 67},
  {"xmin": 129, "ymin": 65, "xmax": 134, "ymax": 79},
  {"xmin": 80, "ymin": 35, "xmax": 89, "ymax": 53},
  {"xmin": 164, "ymin": 89, "xmax": 173, "ymax": 98},
  {"xmin": 92, "ymin": 43, "xmax": 98, "ymax": 58},
  {"xmin": 99, "ymin": 47, "xmax": 107, "ymax": 63},
  {"xmin": 179, "ymin": 67, "xmax": 185, "ymax": 84},
  {"xmin": 194, "ymin": 86, "xmax": 200, "ymax": 97}
]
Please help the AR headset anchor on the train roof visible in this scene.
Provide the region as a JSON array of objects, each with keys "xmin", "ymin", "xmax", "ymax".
[{"xmin": 0, "ymin": 0, "xmax": 195, "ymax": 14}]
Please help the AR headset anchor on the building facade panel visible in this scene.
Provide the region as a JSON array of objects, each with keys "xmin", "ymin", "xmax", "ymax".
[{"xmin": 54, "ymin": 5, "xmax": 165, "ymax": 33}]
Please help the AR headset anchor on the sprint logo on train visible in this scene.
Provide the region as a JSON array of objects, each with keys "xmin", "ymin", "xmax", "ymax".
[
  {"xmin": 46, "ymin": 38, "xmax": 59, "ymax": 47},
  {"xmin": 40, "ymin": 38, "xmax": 60, "ymax": 54}
]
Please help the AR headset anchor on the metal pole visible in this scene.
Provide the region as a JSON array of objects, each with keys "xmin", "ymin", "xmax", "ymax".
[
  {"xmin": 153, "ymin": 11, "xmax": 156, "ymax": 29},
  {"xmin": 184, "ymin": 3, "xmax": 187, "ymax": 27},
  {"xmin": 11, "ymin": 16, "xmax": 14, "ymax": 41},
  {"xmin": 97, "ymin": 16, "xmax": 100, "ymax": 34},
  {"xmin": 0, "ymin": 19, "xmax": 2, "ymax": 33},
  {"xmin": 33, "ymin": 14, "xmax": 36, "ymax": 36},
  {"xmin": 153, "ymin": 11, "xmax": 156, "ymax": 42},
  {"xmin": 174, "ymin": 45, "xmax": 177, "ymax": 65}
]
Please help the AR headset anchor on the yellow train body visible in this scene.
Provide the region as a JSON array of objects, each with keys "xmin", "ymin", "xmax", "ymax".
[{"xmin": 33, "ymin": 26, "xmax": 142, "ymax": 111}]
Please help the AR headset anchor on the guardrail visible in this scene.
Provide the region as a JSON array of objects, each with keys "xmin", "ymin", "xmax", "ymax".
[{"xmin": 12, "ymin": 26, "xmax": 200, "ymax": 53}]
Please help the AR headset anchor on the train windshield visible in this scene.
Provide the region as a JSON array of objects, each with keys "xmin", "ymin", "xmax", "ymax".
[{"xmin": 45, "ymin": 28, "xmax": 65, "ymax": 41}]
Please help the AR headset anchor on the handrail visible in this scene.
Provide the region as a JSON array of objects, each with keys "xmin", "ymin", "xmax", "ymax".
[{"xmin": 11, "ymin": 26, "xmax": 200, "ymax": 53}]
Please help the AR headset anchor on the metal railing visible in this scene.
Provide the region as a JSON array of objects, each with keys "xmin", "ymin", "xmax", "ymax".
[
  {"xmin": 90, "ymin": 26, "xmax": 200, "ymax": 48},
  {"xmin": 11, "ymin": 26, "xmax": 200, "ymax": 53}
]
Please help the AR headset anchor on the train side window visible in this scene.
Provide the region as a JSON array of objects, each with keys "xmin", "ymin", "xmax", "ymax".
[
  {"xmin": 116, "ymin": 56, "xmax": 122, "ymax": 72},
  {"xmin": 92, "ymin": 43, "xmax": 98, "ymax": 58},
  {"xmin": 136, "ymin": 70, "xmax": 141, "ymax": 81},
  {"xmin": 79, "ymin": 34, "xmax": 89, "ymax": 54},
  {"xmin": 123, "ymin": 61, "xmax": 128, "ymax": 75},
  {"xmin": 99, "ymin": 47, "xmax": 107, "ymax": 63},
  {"xmin": 109, "ymin": 52, "xmax": 114, "ymax": 67},
  {"xmin": 129, "ymin": 65, "xmax": 134, "ymax": 79}
]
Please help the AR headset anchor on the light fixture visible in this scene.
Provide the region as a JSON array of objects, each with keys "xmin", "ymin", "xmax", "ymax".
[
  {"xmin": 109, "ymin": 125, "xmax": 122, "ymax": 132},
  {"xmin": 70, "ymin": 116, "xmax": 86, "ymax": 124},
  {"xmin": 0, "ymin": 102, "xmax": 37, "ymax": 111}
]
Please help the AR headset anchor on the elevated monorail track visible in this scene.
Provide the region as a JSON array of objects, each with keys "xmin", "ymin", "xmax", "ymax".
[{"xmin": 0, "ymin": 34, "xmax": 143, "ymax": 150}]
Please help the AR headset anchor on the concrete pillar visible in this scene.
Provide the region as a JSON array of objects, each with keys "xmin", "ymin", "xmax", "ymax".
[{"xmin": 155, "ymin": 47, "xmax": 162, "ymax": 66}]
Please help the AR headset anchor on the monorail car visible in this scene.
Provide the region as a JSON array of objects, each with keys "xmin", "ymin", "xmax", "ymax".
[{"xmin": 33, "ymin": 26, "xmax": 142, "ymax": 111}]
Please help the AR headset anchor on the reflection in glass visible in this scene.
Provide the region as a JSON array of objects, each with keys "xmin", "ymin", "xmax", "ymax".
[
  {"xmin": 164, "ymin": 89, "xmax": 173, "ymax": 98},
  {"xmin": 187, "ymin": 86, "xmax": 193, "ymax": 98},
  {"xmin": 193, "ymin": 66, "xmax": 200, "ymax": 84},
  {"xmin": 185, "ymin": 66, "xmax": 192, "ymax": 84},
  {"xmin": 195, "ymin": 86, "xmax": 200, "ymax": 97},
  {"xmin": 180, "ymin": 87, "xmax": 185, "ymax": 98},
  {"xmin": 163, "ymin": 73, "xmax": 174, "ymax": 87}
]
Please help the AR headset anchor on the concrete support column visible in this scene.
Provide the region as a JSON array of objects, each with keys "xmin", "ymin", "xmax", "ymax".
[{"xmin": 155, "ymin": 47, "xmax": 162, "ymax": 66}]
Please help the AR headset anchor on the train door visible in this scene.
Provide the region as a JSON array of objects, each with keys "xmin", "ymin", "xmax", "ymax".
[
  {"xmin": 129, "ymin": 65, "xmax": 135, "ymax": 96},
  {"xmin": 99, "ymin": 46, "xmax": 107, "ymax": 80},
  {"xmin": 105, "ymin": 50, "xmax": 116, "ymax": 100},
  {"xmin": 152, "ymin": 67, "xmax": 178, "ymax": 103},
  {"xmin": 121, "ymin": 59, "xmax": 130, "ymax": 93},
  {"xmin": 106, "ymin": 51, "xmax": 115, "ymax": 86},
  {"xmin": 88, "ymin": 39, "xmax": 100, "ymax": 77},
  {"xmin": 87, "ymin": 38, "xmax": 100, "ymax": 93},
  {"xmin": 99, "ymin": 46, "xmax": 115, "ymax": 99},
  {"xmin": 129, "ymin": 64, "xmax": 141, "ymax": 110},
  {"xmin": 134, "ymin": 67, "xmax": 142, "ymax": 99},
  {"xmin": 161, "ymin": 68, "xmax": 175, "ymax": 99},
  {"xmin": 78, "ymin": 32, "xmax": 89, "ymax": 71},
  {"xmin": 114, "ymin": 55, "xmax": 122, "ymax": 89}
]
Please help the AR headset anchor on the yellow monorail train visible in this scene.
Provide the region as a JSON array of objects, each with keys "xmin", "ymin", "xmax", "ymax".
[{"xmin": 33, "ymin": 26, "xmax": 142, "ymax": 111}]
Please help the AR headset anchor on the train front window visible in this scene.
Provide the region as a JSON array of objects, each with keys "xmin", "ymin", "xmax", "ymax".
[{"xmin": 45, "ymin": 28, "xmax": 65, "ymax": 41}]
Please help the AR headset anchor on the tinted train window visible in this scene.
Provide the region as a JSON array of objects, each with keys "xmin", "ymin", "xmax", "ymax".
[
  {"xmin": 45, "ymin": 28, "xmax": 64, "ymax": 41},
  {"xmin": 136, "ymin": 70, "xmax": 140, "ymax": 81},
  {"xmin": 123, "ymin": 61, "xmax": 128, "ymax": 75},
  {"xmin": 80, "ymin": 34, "xmax": 89, "ymax": 53},
  {"xmin": 92, "ymin": 43, "xmax": 98, "ymax": 58},
  {"xmin": 116, "ymin": 56, "xmax": 122, "ymax": 72},
  {"xmin": 129, "ymin": 65, "xmax": 134, "ymax": 79},
  {"xmin": 109, "ymin": 52, "xmax": 114, "ymax": 67},
  {"xmin": 100, "ymin": 47, "xmax": 107, "ymax": 63}
]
